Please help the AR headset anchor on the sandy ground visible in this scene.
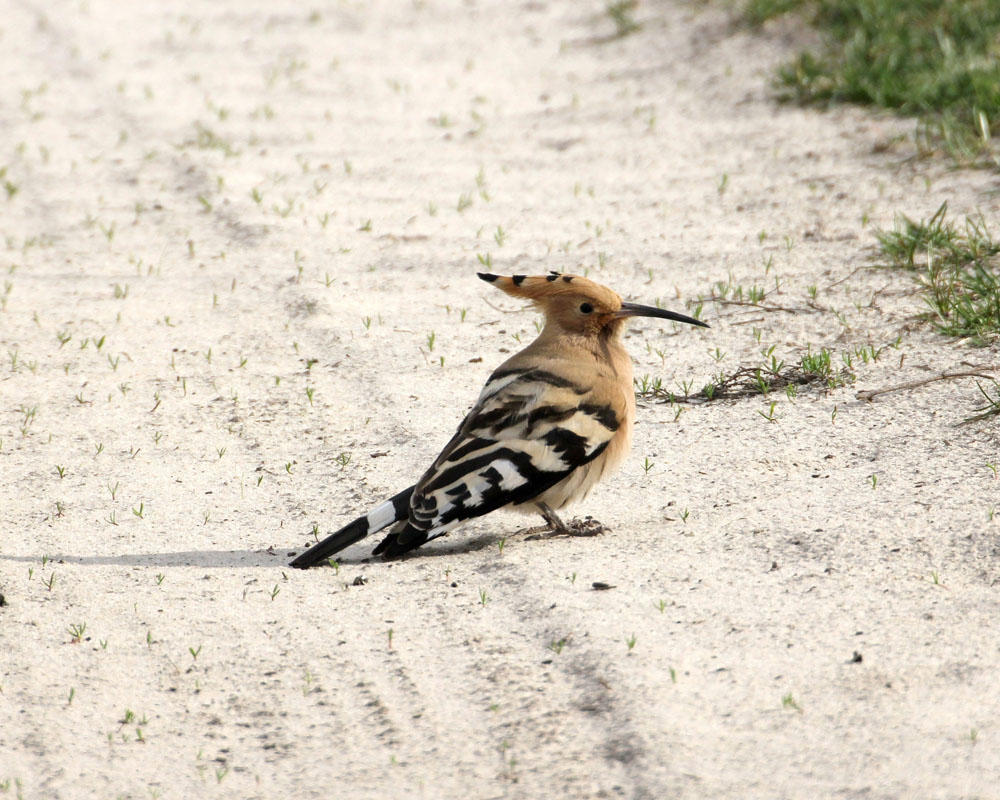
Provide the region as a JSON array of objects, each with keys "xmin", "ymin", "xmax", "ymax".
[{"xmin": 1, "ymin": 1, "xmax": 999, "ymax": 798}]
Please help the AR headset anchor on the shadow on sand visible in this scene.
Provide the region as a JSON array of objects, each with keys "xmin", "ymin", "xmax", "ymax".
[{"xmin": 0, "ymin": 534, "xmax": 503, "ymax": 570}]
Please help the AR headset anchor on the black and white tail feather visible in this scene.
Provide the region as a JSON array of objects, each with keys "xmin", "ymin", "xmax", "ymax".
[{"xmin": 289, "ymin": 364, "xmax": 619, "ymax": 567}]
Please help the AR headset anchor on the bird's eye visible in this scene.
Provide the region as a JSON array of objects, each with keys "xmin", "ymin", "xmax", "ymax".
[{"xmin": 579, "ymin": 302, "xmax": 594, "ymax": 314}]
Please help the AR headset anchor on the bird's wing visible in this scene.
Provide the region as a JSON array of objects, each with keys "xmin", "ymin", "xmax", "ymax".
[{"xmin": 395, "ymin": 365, "xmax": 622, "ymax": 546}]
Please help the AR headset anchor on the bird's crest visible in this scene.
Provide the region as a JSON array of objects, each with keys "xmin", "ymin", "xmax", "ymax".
[{"xmin": 477, "ymin": 271, "xmax": 622, "ymax": 308}]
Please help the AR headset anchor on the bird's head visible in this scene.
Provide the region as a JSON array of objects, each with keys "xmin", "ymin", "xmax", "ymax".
[{"xmin": 477, "ymin": 272, "xmax": 708, "ymax": 338}]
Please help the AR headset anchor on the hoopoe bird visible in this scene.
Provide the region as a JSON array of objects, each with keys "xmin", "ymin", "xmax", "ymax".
[{"xmin": 290, "ymin": 272, "xmax": 707, "ymax": 567}]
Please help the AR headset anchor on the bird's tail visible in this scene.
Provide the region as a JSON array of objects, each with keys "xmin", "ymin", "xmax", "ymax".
[{"xmin": 289, "ymin": 485, "xmax": 415, "ymax": 568}]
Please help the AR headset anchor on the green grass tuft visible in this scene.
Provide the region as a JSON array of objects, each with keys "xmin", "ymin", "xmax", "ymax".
[
  {"xmin": 875, "ymin": 202, "xmax": 1000, "ymax": 344},
  {"xmin": 745, "ymin": 0, "xmax": 1000, "ymax": 166}
]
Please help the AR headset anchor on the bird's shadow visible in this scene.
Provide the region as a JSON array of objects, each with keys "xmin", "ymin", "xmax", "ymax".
[
  {"xmin": 0, "ymin": 534, "xmax": 503, "ymax": 570},
  {"xmin": 0, "ymin": 550, "xmax": 287, "ymax": 569}
]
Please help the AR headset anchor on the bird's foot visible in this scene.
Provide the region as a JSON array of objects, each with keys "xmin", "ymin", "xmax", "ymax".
[
  {"xmin": 532, "ymin": 515, "xmax": 609, "ymax": 539},
  {"xmin": 523, "ymin": 504, "xmax": 609, "ymax": 540}
]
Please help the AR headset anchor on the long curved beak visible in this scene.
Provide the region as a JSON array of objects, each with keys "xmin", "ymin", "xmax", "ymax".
[{"xmin": 614, "ymin": 302, "xmax": 709, "ymax": 328}]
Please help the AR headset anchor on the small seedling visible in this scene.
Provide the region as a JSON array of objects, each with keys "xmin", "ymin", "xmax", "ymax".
[
  {"xmin": 758, "ymin": 401, "xmax": 778, "ymax": 422},
  {"xmin": 781, "ymin": 693, "xmax": 803, "ymax": 712},
  {"xmin": 869, "ymin": 474, "xmax": 878, "ymax": 489},
  {"xmin": 606, "ymin": 1, "xmax": 640, "ymax": 37},
  {"xmin": 625, "ymin": 633, "xmax": 637, "ymax": 651},
  {"xmin": 302, "ymin": 668, "xmax": 316, "ymax": 696},
  {"xmin": 549, "ymin": 638, "xmax": 567, "ymax": 655},
  {"xmin": 269, "ymin": 584, "xmax": 281, "ymax": 601},
  {"xmin": 967, "ymin": 381, "xmax": 1000, "ymax": 423},
  {"xmin": 189, "ymin": 645, "xmax": 202, "ymax": 660},
  {"xmin": 479, "ymin": 588, "xmax": 489, "ymax": 606},
  {"xmin": 642, "ymin": 457, "xmax": 654, "ymax": 475},
  {"xmin": 67, "ymin": 622, "xmax": 87, "ymax": 643}
]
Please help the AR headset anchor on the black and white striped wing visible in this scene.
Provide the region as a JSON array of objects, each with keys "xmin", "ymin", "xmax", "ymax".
[{"xmin": 391, "ymin": 366, "xmax": 621, "ymax": 548}]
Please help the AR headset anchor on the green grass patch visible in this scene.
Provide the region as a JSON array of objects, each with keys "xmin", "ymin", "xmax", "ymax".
[
  {"xmin": 744, "ymin": 0, "xmax": 1000, "ymax": 166},
  {"xmin": 875, "ymin": 202, "xmax": 1000, "ymax": 344},
  {"xmin": 636, "ymin": 344, "xmax": 858, "ymax": 405}
]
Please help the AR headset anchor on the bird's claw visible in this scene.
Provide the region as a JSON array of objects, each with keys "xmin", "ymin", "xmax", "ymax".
[{"xmin": 524, "ymin": 515, "xmax": 609, "ymax": 540}]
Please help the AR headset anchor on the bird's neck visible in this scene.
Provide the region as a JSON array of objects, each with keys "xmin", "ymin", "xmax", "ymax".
[{"xmin": 533, "ymin": 321, "xmax": 631, "ymax": 377}]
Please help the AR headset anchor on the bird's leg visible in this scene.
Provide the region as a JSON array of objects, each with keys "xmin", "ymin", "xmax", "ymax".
[
  {"xmin": 538, "ymin": 502, "xmax": 570, "ymax": 534},
  {"xmin": 515, "ymin": 503, "xmax": 568, "ymax": 538},
  {"xmin": 524, "ymin": 503, "xmax": 608, "ymax": 539}
]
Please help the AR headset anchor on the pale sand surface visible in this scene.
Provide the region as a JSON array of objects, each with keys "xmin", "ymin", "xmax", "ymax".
[{"xmin": 1, "ymin": 1, "xmax": 999, "ymax": 798}]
